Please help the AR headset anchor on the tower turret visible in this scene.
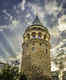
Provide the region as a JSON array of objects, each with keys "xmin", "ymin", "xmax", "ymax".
[{"xmin": 22, "ymin": 16, "xmax": 51, "ymax": 80}]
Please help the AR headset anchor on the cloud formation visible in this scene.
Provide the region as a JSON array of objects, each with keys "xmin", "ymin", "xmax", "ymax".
[{"xmin": 0, "ymin": 0, "xmax": 66, "ymax": 61}]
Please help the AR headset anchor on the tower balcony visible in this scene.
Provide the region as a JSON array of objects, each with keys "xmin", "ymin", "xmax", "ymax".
[{"xmin": 23, "ymin": 25, "xmax": 50, "ymax": 42}]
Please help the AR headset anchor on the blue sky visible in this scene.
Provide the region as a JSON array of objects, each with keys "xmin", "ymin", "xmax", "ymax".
[{"xmin": 0, "ymin": 0, "xmax": 66, "ymax": 61}]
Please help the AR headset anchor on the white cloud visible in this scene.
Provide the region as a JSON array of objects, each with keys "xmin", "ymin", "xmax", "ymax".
[
  {"xmin": 0, "ymin": 0, "xmax": 65, "ymax": 62},
  {"xmin": 50, "ymin": 41, "xmax": 64, "ymax": 58},
  {"xmin": 58, "ymin": 15, "xmax": 66, "ymax": 31},
  {"xmin": 50, "ymin": 27, "xmax": 60, "ymax": 36},
  {"xmin": 0, "ymin": 25, "xmax": 8, "ymax": 31},
  {"xmin": 44, "ymin": 1, "xmax": 62, "ymax": 15},
  {"xmin": 3, "ymin": 10, "xmax": 11, "ymax": 17},
  {"xmin": 26, "ymin": 13, "xmax": 31, "ymax": 18},
  {"xmin": 58, "ymin": 24, "xmax": 66, "ymax": 31},
  {"xmin": 12, "ymin": 19, "xmax": 20, "ymax": 27},
  {"xmin": 20, "ymin": 0, "xmax": 26, "ymax": 10},
  {"xmin": 51, "ymin": 61, "xmax": 58, "ymax": 71}
]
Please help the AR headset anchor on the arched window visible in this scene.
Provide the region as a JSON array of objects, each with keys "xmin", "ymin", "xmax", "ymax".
[
  {"xmin": 46, "ymin": 48, "xmax": 48, "ymax": 54},
  {"xmin": 38, "ymin": 32, "xmax": 42, "ymax": 39},
  {"xmin": 27, "ymin": 33, "xmax": 30, "ymax": 39},
  {"xmin": 32, "ymin": 32, "xmax": 36, "ymax": 39},
  {"xmin": 32, "ymin": 47, "xmax": 35, "ymax": 51},
  {"xmin": 44, "ymin": 34, "xmax": 46, "ymax": 40}
]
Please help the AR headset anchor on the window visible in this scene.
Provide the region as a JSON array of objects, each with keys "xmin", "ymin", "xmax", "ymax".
[
  {"xmin": 44, "ymin": 34, "xmax": 46, "ymax": 39},
  {"xmin": 32, "ymin": 32, "xmax": 36, "ymax": 39},
  {"xmin": 32, "ymin": 42, "xmax": 35, "ymax": 45},
  {"xmin": 40, "ymin": 43, "xmax": 42, "ymax": 46},
  {"xmin": 27, "ymin": 33, "xmax": 30, "ymax": 39},
  {"xmin": 38, "ymin": 32, "xmax": 42, "ymax": 39},
  {"xmin": 46, "ymin": 48, "xmax": 48, "ymax": 54},
  {"xmin": 32, "ymin": 47, "xmax": 35, "ymax": 51}
]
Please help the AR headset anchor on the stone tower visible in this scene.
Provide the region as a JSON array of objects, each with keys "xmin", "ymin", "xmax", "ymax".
[{"xmin": 21, "ymin": 16, "xmax": 51, "ymax": 80}]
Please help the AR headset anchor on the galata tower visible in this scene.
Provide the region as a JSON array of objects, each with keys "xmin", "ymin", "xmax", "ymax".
[{"xmin": 21, "ymin": 16, "xmax": 51, "ymax": 80}]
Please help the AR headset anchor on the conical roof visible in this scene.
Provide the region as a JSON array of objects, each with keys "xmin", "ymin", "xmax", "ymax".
[
  {"xmin": 24, "ymin": 15, "xmax": 50, "ymax": 37},
  {"xmin": 32, "ymin": 16, "xmax": 42, "ymax": 25}
]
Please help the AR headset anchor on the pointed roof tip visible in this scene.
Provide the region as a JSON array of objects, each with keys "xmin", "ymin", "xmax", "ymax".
[{"xmin": 32, "ymin": 15, "xmax": 42, "ymax": 25}]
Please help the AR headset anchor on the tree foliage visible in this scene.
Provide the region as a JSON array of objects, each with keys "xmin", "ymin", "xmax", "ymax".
[{"xmin": 0, "ymin": 65, "xmax": 19, "ymax": 80}]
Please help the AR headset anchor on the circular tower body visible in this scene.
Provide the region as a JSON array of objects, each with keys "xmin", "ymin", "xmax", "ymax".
[{"xmin": 21, "ymin": 16, "xmax": 51, "ymax": 80}]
